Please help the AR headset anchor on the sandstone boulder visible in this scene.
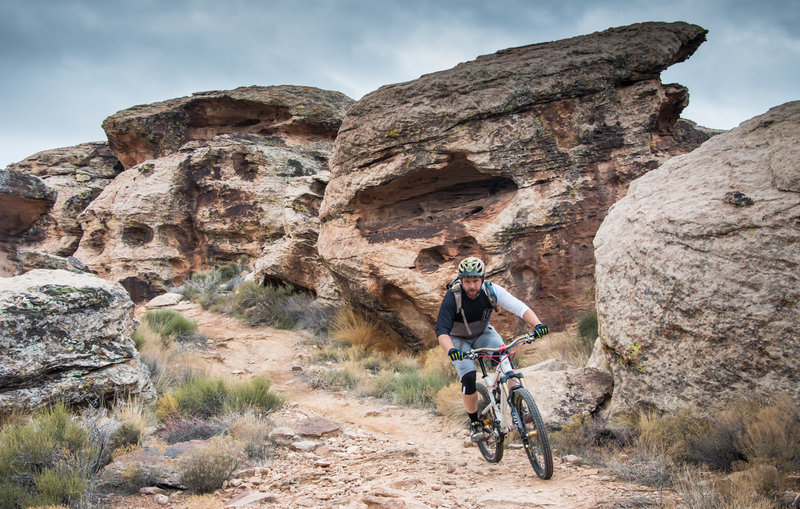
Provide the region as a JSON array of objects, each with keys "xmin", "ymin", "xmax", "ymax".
[
  {"xmin": 7, "ymin": 142, "xmax": 124, "ymax": 259},
  {"xmin": 521, "ymin": 365, "xmax": 614, "ymax": 428},
  {"xmin": 592, "ymin": 101, "xmax": 800, "ymax": 417},
  {"xmin": 73, "ymin": 134, "xmax": 334, "ymax": 301},
  {"xmin": 319, "ymin": 22, "xmax": 711, "ymax": 349},
  {"xmin": 0, "ymin": 169, "xmax": 56, "ymax": 276},
  {"xmin": 0, "ymin": 269, "xmax": 154, "ymax": 412},
  {"xmin": 102, "ymin": 85, "xmax": 354, "ymax": 169}
]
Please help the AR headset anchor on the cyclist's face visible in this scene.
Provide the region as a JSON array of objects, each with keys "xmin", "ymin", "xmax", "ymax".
[{"xmin": 461, "ymin": 276, "xmax": 483, "ymax": 299}]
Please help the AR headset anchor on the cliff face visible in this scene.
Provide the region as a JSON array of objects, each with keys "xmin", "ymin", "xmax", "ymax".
[{"xmin": 318, "ymin": 22, "xmax": 711, "ymax": 348}]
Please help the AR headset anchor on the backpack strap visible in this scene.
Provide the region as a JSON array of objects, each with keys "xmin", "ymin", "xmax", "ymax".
[
  {"xmin": 447, "ymin": 279, "xmax": 472, "ymax": 336},
  {"xmin": 484, "ymin": 281, "xmax": 498, "ymax": 310}
]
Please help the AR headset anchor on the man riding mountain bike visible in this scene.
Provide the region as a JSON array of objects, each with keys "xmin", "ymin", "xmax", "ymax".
[{"xmin": 435, "ymin": 256, "xmax": 549, "ymax": 442}]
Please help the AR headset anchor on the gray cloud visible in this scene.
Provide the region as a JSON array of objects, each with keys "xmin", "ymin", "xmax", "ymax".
[{"xmin": 2, "ymin": 0, "xmax": 798, "ymax": 167}]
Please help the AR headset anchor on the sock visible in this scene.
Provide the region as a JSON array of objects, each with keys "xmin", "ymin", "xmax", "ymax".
[{"xmin": 468, "ymin": 412, "xmax": 479, "ymax": 423}]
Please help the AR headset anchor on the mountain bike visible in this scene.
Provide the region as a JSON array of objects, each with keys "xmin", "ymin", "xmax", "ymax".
[{"xmin": 464, "ymin": 332, "xmax": 554, "ymax": 479}]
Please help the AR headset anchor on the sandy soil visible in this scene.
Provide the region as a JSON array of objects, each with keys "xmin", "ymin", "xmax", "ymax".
[{"xmin": 108, "ymin": 303, "xmax": 672, "ymax": 509}]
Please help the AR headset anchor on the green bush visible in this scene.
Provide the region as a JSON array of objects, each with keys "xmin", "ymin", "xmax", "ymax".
[
  {"xmin": 162, "ymin": 375, "xmax": 283, "ymax": 421},
  {"xmin": 225, "ymin": 376, "xmax": 284, "ymax": 414},
  {"xmin": 363, "ymin": 367, "xmax": 449, "ymax": 408},
  {"xmin": 168, "ymin": 377, "xmax": 229, "ymax": 419},
  {"xmin": 178, "ymin": 437, "xmax": 242, "ymax": 493},
  {"xmin": 143, "ymin": 309, "xmax": 198, "ymax": 338},
  {"xmin": 577, "ymin": 311, "xmax": 598, "ymax": 340},
  {"xmin": 0, "ymin": 402, "xmax": 97, "ymax": 508}
]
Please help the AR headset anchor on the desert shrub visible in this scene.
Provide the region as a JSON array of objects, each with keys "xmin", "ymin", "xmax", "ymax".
[
  {"xmin": 233, "ymin": 281, "xmax": 307, "ymax": 328},
  {"xmin": 143, "ymin": 309, "xmax": 198, "ymax": 339},
  {"xmin": 738, "ymin": 392, "xmax": 800, "ymax": 470},
  {"xmin": 293, "ymin": 299, "xmax": 338, "ymax": 335},
  {"xmin": 362, "ymin": 364, "xmax": 449, "ymax": 408},
  {"xmin": 225, "ymin": 376, "xmax": 284, "ymax": 414},
  {"xmin": 178, "ymin": 437, "xmax": 242, "ymax": 494},
  {"xmin": 226, "ymin": 412, "xmax": 274, "ymax": 461},
  {"xmin": 0, "ymin": 402, "xmax": 97, "ymax": 508},
  {"xmin": 306, "ymin": 366, "xmax": 360, "ymax": 391},
  {"xmin": 607, "ymin": 450, "xmax": 674, "ymax": 488},
  {"xmin": 166, "ymin": 376, "xmax": 229, "ymax": 419},
  {"xmin": 331, "ymin": 307, "xmax": 403, "ymax": 354},
  {"xmin": 179, "ymin": 269, "xmax": 238, "ymax": 310},
  {"xmin": 131, "ymin": 328, "xmax": 146, "ymax": 351},
  {"xmin": 160, "ymin": 375, "xmax": 284, "ymax": 422},
  {"xmin": 674, "ymin": 464, "xmax": 784, "ymax": 509},
  {"xmin": 577, "ymin": 311, "xmax": 598, "ymax": 340}
]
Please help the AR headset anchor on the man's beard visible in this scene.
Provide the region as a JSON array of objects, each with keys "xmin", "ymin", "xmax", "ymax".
[{"xmin": 465, "ymin": 288, "xmax": 480, "ymax": 299}]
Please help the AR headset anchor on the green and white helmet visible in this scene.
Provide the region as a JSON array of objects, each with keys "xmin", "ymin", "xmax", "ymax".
[{"xmin": 457, "ymin": 256, "xmax": 485, "ymax": 278}]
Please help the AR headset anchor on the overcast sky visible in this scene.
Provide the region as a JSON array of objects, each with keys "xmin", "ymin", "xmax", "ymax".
[{"xmin": 1, "ymin": 0, "xmax": 798, "ymax": 169}]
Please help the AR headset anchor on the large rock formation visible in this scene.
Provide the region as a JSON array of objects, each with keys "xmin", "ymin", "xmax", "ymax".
[
  {"xmin": 72, "ymin": 86, "xmax": 354, "ymax": 301},
  {"xmin": 7, "ymin": 142, "xmax": 124, "ymax": 262},
  {"xmin": 319, "ymin": 22, "xmax": 711, "ymax": 349},
  {"xmin": 73, "ymin": 134, "xmax": 334, "ymax": 301},
  {"xmin": 0, "ymin": 169, "xmax": 56, "ymax": 276},
  {"xmin": 0, "ymin": 269, "xmax": 154, "ymax": 412},
  {"xmin": 592, "ymin": 101, "xmax": 800, "ymax": 416},
  {"xmin": 102, "ymin": 85, "xmax": 354, "ymax": 169}
]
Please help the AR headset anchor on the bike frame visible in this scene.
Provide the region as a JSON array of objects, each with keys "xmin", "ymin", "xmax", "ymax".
[{"xmin": 468, "ymin": 333, "xmax": 536, "ymax": 434}]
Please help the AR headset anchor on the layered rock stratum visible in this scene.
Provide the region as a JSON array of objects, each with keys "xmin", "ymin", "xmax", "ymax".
[
  {"xmin": 319, "ymin": 22, "xmax": 712, "ymax": 348},
  {"xmin": 0, "ymin": 269, "xmax": 154, "ymax": 412},
  {"xmin": 592, "ymin": 101, "xmax": 800, "ymax": 416},
  {"xmin": 102, "ymin": 85, "xmax": 354, "ymax": 169}
]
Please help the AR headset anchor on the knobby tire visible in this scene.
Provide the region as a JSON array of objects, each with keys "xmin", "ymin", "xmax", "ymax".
[
  {"xmin": 476, "ymin": 383, "xmax": 504, "ymax": 463},
  {"xmin": 512, "ymin": 387, "xmax": 553, "ymax": 479}
]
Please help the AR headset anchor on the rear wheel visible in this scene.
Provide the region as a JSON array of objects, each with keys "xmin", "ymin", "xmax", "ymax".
[
  {"xmin": 512, "ymin": 387, "xmax": 553, "ymax": 479},
  {"xmin": 476, "ymin": 383, "xmax": 504, "ymax": 463}
]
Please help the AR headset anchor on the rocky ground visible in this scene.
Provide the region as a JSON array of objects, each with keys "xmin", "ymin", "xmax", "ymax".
[{"xmin": 106, "ymin": 303, "xmax": 675, "ymax": 508}]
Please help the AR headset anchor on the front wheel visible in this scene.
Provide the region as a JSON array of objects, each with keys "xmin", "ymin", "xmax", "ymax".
[
  {"xmin": 476, "ymin": 383, "xmax": 504, "ymax": 463},
  {"xmin": 512, "ymin": 387, "xmax": 553, "ymax": 479}
]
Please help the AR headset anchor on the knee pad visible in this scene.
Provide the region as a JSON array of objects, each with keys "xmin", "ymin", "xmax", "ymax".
[{"xmin": 461, "ymin": 371, "xmax": 477, "ymax": 395}]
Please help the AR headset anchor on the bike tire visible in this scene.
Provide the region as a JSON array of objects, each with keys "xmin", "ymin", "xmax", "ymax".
[
  {"xmin": 476, "ymin": 383, "xmax": 504, "ymax": 463},
  {"xmin": 512, "ymin": 387, "xmax": 553, "ymax": 479}
]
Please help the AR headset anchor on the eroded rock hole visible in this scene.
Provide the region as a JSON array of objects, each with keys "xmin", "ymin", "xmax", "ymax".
[
  {"xmin": 354, "ymin": 154, "xmax": 517, "ymax": 242},
  {"xmin": 122, "ymin": 224, "xmax": 154, "ymax": 247},
  {"xmin": 415, "ymin": 237, "xmax": 480, "ymax": 273}
]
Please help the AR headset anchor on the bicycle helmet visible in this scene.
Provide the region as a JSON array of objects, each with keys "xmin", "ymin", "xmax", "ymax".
[{"xmin": 457, "ymin": 256, "xmax": 485, "ymax": 278}]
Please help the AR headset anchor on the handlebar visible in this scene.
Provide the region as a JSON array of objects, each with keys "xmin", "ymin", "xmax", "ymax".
[{"xmin": 463, "ymin": 332, "xmax": 540, "ymax": 360}]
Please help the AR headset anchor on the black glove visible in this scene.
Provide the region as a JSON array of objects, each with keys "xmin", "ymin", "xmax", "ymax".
[
  {"xmin": 533, "ymin": 323, "xmax": 549, "ymax": 338},
  {"xmin": 448, "ymin": 348, "xmax": 464, "ymax": 361}
]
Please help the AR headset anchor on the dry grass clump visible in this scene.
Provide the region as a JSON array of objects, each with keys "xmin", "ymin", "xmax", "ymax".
[
  {"xmin": 330, "ymin": 307, "xmax": 403, "ymax": 355},
  {"xmin": 673, "ymin": 463, "xmax": 786, "ymax": 509},
  {"xmin": 517, "ymin": 328, "xmax": 595, "ymax": 368},
  {"xmin": 178, "ymin": 436, "xmax": 243, "ymax": 494},
  {"xmin": 552, "ymin": 392, "xmax": 800, "ymax": 504},
  {"xmin": 135, "ymin": 316, "xmax": 207, "ymax": 394},
  {"xmin": 225, "ymin": 411, "xmax": 275, "ymax": 462},
  {"xmin": 435, "ymin": 382, "xmax": 466, "ymax": 421}
]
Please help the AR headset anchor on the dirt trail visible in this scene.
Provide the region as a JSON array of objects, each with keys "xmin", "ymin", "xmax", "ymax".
[{"xmin": 117, "ymin": 303, "xmax": 668, "ymax": 508}]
